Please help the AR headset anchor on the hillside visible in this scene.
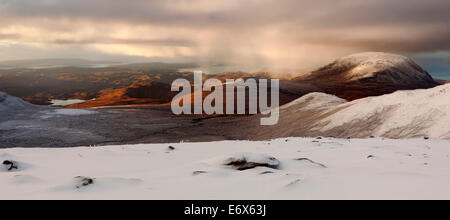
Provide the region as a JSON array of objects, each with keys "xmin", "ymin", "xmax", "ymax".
[
  {"xmin": 1, "ymin": 84, "xmax": 450, "ymax": 147},
  {"xmin": 316, "ymin": 84, "xmax": 450, "ymax": 139},
  {"xmin": 256, "ymin": 84, "xmax": 450, "ymax": 139},
  {"xmin": 0, "ymin": 63, "xmax": 196, "ymax": 105},
  {"xmin": 0, "ymin": 91, "xmax": 43, "ymax": 113},
  {"xmin": 281, "ymin": 52, "xmax": 440, "ymax": 101},
  {"xmin": 66, "ymin": 82, "xmax": 177, "ymax": 108}
]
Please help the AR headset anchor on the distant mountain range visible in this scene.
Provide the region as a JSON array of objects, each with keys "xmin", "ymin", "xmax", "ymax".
[
  {"xmin": 0, "ymin": 62, "xmax": 196, "ymax": 105},
  {"xmin": 0, "ymin": 53, "xmax": 444, "ymax": 107},
  {"xmin": 59, "ymin": 52, "xmax": 444, "ymax": 109}
]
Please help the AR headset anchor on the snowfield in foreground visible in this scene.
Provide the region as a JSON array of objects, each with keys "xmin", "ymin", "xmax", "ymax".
[{"xmin": 1, "ymin": 138, "xmax": 450, "ymax": 200}]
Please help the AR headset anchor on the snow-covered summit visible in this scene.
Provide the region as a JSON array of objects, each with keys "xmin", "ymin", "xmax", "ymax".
[
  {"xmin": 287, "ymin": 52, "xmax": 440, "ymax": 101},
  {"xmin": 335, "ymin": 52, "xmax": 431, "ymax": 81},
  {"xmin": 305, "ymin": 52, "xmax": 438, "ymax": 86}
]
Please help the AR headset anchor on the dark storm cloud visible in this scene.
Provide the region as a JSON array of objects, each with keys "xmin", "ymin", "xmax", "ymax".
[
  {"xmin": 0, "ymin": 0, "xmax": 448, "ymax": 66},
  {"xmin": 0, "ymin": 0, "xmax": 204, "ymax": 25},
  {"xmin": 1, "ymin": 0, "xmax": 448, "ymax": 26},
  {"xmin": 298, "ymin": 27, "xmax": 450, "ymax": 52}
]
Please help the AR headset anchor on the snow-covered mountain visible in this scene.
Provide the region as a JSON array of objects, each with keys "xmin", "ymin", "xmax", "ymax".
[
  {"xmin": 316, "ymin": 84, "xmax": 450, "ymax": 139},
  {"xmin": 261, "ymin": 84, "xmax": 450, "ymax": 139},
  {"xmin": 0, "ymin": 91, "xmax": 42, "ymax": 113},
  {"xmin": 310, "ymin": 52, "xmax": 437, "ymax": 84},
  {"xmin": 281, "ymin": 52, "xmax": 440, "ymax": 101}
]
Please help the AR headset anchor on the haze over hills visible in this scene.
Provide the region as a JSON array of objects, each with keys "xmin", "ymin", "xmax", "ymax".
[
  {"xmin": 66, "ymin": 52, "xmax": 442, "ymax": 109},
  {"xmin": 0, "ymin": 52, "xmax": 448, "ymax": 147},
  {"xmin": 0, "ymin": 62, "xmax": 197, "ymax": 105},
  {"xmin": 0, "ymin": 52, "xmax": 443, "ymax": 107}
]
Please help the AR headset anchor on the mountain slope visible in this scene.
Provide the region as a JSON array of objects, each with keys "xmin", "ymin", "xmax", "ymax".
[
  {"xmin": 305, "ymin": 52, "xmax": 437, "ymax": 84},
  {"xmin": 316, "ymin": 84, "xmax": 450, "ymax": 139},
  {"xmin": 281, "ymin": 52, "xmax": 440, "ymax": 101},
  {"xmin": 259, "ymin": 84, "xmax": 450, "ymax": 139},
  {"xmin": 0, "ymin": 91, "xmax": 42, "ymax": 113},
  {"xmin": 1, "ymin": 85, "xmax": 450, "ymax": 148},
  {"xmin": 66, "ymin": 82, "xmax": 177, "ymax": 108}
]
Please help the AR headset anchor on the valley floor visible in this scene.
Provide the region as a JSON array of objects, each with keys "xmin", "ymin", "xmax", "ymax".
[{"xmin": 1, "ymin": 137, "xmax": 450, "ymax": 200}]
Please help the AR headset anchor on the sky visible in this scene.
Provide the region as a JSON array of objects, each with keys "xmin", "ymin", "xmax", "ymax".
[{"xmin": 0, "ymin": 0, "xmax": 449, "ymax": 73}]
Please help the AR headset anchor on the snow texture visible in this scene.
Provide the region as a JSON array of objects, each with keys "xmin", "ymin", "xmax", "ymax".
[
  {"xmin": 316, "ymin": 84, "xmax": 450, "ymax": 139},
  {"xmin": 0, "ymin": 91, "xmax": 39, "ymax": 113},
  {"xmin": 1, "ymin": 137, "xmax": 450, "ymax": 200},
  {"xmin": 335, "ymin": 52, "xmax": 431, "ymax": 81},
  {"xmin": 281, "ymin": 92, "xmax": 347, "ymax": 111}
]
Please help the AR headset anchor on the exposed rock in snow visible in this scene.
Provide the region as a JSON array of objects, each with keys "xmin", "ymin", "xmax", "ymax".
[
  {"xmin": 223, "ymin": 153, "xmax": 281, "ymax": 171},
  {"xmin": 293, "ymin": 158, "xmax": 327, "ymax": 168},
  {"xmin": 0, "ymin": 159, "xmax": 32, "ymax": 173},
  {"xmin": 192, "ymin": 171, "xmax": 208, "ymax": 176},
  {"xmin": 73, "ymin": 176, "xmax": 95, "ymax": 189},
  {"xmin": 2, "ymin": 160, "xmax": 18, "ymax": 171}
]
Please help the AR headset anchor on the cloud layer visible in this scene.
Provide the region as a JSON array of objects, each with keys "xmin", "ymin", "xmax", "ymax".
[{"xmin": 0, "ymin": 0, "xmax": 449, "ymax": 71}]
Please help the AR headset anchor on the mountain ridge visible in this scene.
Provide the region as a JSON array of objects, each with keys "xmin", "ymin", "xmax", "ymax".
[
  {"xmin": 282, "ymin": 52, "xmax": 440, "ymax": 101},
  {"xmin": 254, "ymin": 83, "xmax": 450, "ymax": 139}
]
